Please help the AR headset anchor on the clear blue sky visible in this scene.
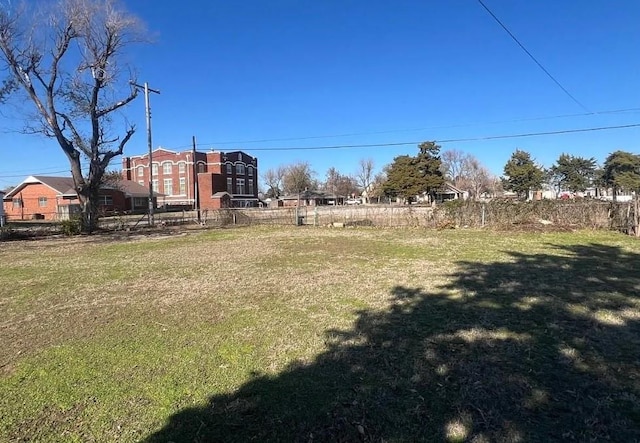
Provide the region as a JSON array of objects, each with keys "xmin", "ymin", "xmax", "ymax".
[{"xmin": 1, "ymin": 0, "xmax": 639, "ymax": 189}]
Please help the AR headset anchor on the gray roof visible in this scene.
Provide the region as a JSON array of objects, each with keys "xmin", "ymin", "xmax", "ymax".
[
  {"xmin": 3, "ymin": 176, "xmax": 76, "ymax": 199},
  {"xmin": 108, "ymin": 180, "xmax": 163, "ymax": 197}
]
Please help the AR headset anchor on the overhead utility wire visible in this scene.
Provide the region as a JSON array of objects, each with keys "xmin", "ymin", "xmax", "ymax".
[
  {"xmin": 476, "ymin": 0, "xmax": 592, "ymax": 113},
  {"xmin": 191, "ymin": 107, "xmax": 640, "ymax": 147},
  {"xmin": 218, "ymin": 123, "xmax": 640, "ymax": 151},
  {"xmin": 2, "ymin": 123, "xmax": 638, "ymax": 178}
]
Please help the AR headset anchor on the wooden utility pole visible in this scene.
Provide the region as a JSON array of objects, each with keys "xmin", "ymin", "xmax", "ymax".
[{"xmin": 131, "ymin": 82, "xmax": 160, "ymax": 227}]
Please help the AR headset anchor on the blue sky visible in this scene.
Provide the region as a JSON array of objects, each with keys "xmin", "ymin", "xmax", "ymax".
[{"xmin": 1, "ymin": 0, "xmax": 640, "ymax": 189}]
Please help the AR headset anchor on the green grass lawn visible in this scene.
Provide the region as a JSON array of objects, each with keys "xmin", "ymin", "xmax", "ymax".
[{"xmin": 1, "ymin": 226, "xmax": 639, "ymax": 442}]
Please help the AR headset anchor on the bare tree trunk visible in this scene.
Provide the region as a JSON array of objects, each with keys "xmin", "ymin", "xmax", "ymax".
[{"xmin": 76, "ymin": 187, "xmax": 99, "ymax": 233}]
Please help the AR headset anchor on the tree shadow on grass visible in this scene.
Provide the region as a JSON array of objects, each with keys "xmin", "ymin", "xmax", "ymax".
[{"xmin": 144, "ymin": 243, "xmax": 640, "ymax": 442}]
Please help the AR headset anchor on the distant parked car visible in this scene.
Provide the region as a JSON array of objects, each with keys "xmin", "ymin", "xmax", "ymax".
[{"xmin": 346, "ymin": 198, "xmax": 361, "ymax": 205}]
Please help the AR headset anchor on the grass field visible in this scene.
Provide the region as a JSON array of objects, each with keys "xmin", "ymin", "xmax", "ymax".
[{"xmin": 1, "ymin": 226, "xmax": 639, "ymax": 442}]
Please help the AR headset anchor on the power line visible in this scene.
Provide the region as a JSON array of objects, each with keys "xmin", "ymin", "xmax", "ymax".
[
  {"xmin": 222, "ymin": 122, "xmax": 640, "ymax": 151},
  {"xmin": 0, "ymin": 163, "xmax": 91, "ymax": 179},
  {"xmin": 190, "ymin": 107, "xmax": 640, "ymax": 147},
  {"xmin": 3, "ymin": 118, "xmax": 638, "ymax": 179},
  {"xmin": 476, "ymin": 0, "xmax": 591, "ymax": 113},
  {"xmin": 0, "ymin": 169, "xmax": 71, "ymax": 179}
]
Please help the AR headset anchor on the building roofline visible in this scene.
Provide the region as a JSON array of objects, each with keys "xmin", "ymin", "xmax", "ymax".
[{"xmin": 3, "ymin": 175, "xmax": 77, "ymax": 199}]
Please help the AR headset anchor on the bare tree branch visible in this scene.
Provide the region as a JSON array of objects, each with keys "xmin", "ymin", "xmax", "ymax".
[{"xmin": 0, "ymin": 0, "xmax": 147, "ymax": 232}]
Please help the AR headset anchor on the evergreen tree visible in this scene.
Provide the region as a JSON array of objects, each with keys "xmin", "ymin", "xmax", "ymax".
[
  {"xmin": 383, "ymin": 155, "xmax": 421, "ymax": 201},
  {"xmin": 415, "ymin": 142, "xmax": 445, "ymax": 203},
  {"xmin": 602, "ymin": 151, "xmax": 640, "ymax": 201},
  {"xmin": 550, "ymin": 154, "xmax": 597, "ymax": 194},
  {"xmin": 502, "ymin": 150, "xmax": 544, "ymax": 199},
  {"xmin": 383, "ymin": 142, "xmax": 444, "ymax": 203}
]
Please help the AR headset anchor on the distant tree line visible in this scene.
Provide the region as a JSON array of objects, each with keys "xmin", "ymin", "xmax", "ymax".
[{"xmin": 261, "ymin": 144, "xmax": 640, "ymax": 208}]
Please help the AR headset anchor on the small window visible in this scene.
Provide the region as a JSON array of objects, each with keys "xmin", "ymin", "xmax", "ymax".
[
  {"xmin": 237, "ymin": 164, "xmax": 245, "ymax": 175},
  {"xmin": 227, "ymin": 177, "xmax": 233, "ymax": 193},
  {"xmin": 248, "ymin": 166, "xmax": 253, "ymax": 176},
  {"xmin": 164, "ymin": 178, "xmax": 173, "ymax": 195},
  {"xmin": 178, "ymin": 162, "xmax": 186, "ymax": 174},
  {"xmin": 248, "ymin": 179, "xmax": 254, "ymax": 192},
  {"xmin": 13, "ymin": 198, "xmax": 22, "ymax": 208},
  {"xmin": 226, "ymin": 163, "xmax": 232, "ymax": 174},
  {"xmin": 236, "ymin": 178, "xmax": 245, "ymax": 195},
  {"xmin": 137, "ymin": 166, "xmax": 144, "ymax": 177},
  {"xmin": 198, "ymin": 163, "xmax": 205, "ymax": 173},
  {"xmin": 38, "ymin": 197, "xmax": 47, "ymax": 207},
  {"xmin": 133, "ymin": 197, "xmax": 147, "ymax": 209},
  {"xmin": 152, "ymin": 179, "xmax": 159, "ymax": 192},
  {"xmin": 152, "ymin": 163, "xmax": 158, "ymax": 176},
  {"xmin": 179, "ymin": 177, "xmax": 186, "ymax": 195},
  {"xmin": 163, "ymin": 162, "xmax": 172, "ymax": 174},
  {"xmin": 99, "ymin": 195, "xmax": 113, "ymax": 206}
]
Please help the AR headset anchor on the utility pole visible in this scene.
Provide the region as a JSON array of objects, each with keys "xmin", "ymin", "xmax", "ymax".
[
  {"xmin": 131, "ymin": 82, "xmax": 160, "ymax": 227},
  {"xmin": 192, "ymin": 135, "xmax": 201, "ymax": 222}
]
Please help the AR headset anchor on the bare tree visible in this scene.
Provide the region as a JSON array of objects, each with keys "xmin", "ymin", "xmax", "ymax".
[
  {"xmin": 0, "ymin": 0, "xmax": 146, "ymax": 232},
  {"xmin": 282, "ymin": 162, "xmax": 316, "ymax": 195},
  {"xmin": 463, "ymin": 156, "xmax": 494, "ymax": 199},
  {"xmin": 355, "ymin": 158, "xmax": 374, "ymax": 203},
  {"xmin": 262, "ymin": 166, "xmax": 286, "ymax": 198},
  {"xmin": 440, "ymin": 149, "xmax": 467, "ymax": 184},
  {"xmin": 367, "ymin": 171, "xmax": 387, "ymax": 204},
  {"xmin": 323, "ymin": 167, "xmax": 357, "ymax": 198},
  {"xmin": 441, "ymin": 149, "xmax": 495, "ymax": 200}
]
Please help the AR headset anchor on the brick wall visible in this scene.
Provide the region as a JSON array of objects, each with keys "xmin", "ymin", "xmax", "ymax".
[
  {"xmin": 3, "ymin": 183, "xmax": 63, "ymax": 220},
  {"xmin": 2, "ymin": 184, "xmax": 130, "ymax": 221},
  {"xmin": 122, "ymin": 149, "xmax": 259, "ymax": 208}
]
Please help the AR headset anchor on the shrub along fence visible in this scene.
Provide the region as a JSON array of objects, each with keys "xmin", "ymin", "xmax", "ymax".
[
  {"xmin": 199, "ymin": 200, "xmax": 637, "ymax": 234},
  {"xmin": 4, "ymin": 200, "xmax": 634, "ymax": 241}
]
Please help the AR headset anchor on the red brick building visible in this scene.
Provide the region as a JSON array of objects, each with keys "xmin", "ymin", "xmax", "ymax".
[
  {"xmin": 2, "ymin": 175, "xmax": 152, "ymax": 221},
  {"xmin": 121, "ymin": 148, "xmax": 259, "ymax": 209}
]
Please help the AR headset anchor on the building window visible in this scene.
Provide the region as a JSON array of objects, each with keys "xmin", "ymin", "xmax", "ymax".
[
  {"xmin": 237, "ymin": 164, "xmax": 245, "ymax": 175},
  {"xmin": 137, "ymin": 166, "xmax": 144, "ymax": 177},
  {"xmin": 248, "ymin": 179, "xmax": 254, "ymax": 193},
  {"xmin": 99, "ymin": 195, "xmax": 113, "ymax": 206},
  {"xmin": 227, "ymin": 177, "xmax": 233, "ymax": 193},
  {"xmin": 178, "ymin": 162, "xmax": 186, "ymax": 174},
  {"xmin": 198, "ymin": 163, "xmax": 205, "ymax": 173},
  {"xmin": 163, "ymin": 162, "xmax": 172, "ymax": 174},
  {"xmin": 152, "ymin": 179, "xmax": 159, "ymax": 192},
  {"xmin": 226, "ymin": 163, "xmax": 232, "ymax": 174},
  {"xmin": 179, "ymin": 177, "xmax": 186, "ymax": 195},
  {"xmin": 13, "ymin": 198, "xmax": 22, "ymax": 208},
  {"xmin": 152, "ymin": 163, "xmax": 158, "ymax": 176},
  {"xmin": 248, "ymin": 166, "xmax": 253, "ymax": 176},
  {"xmin": 236, "ymin": 178, "xmax": 245, "ymax": 195},
  {"xmin": 38, "ymin": 197, "xmax": 48, "ymax": 207},
  {"xmin": 164, "ymin": 178, "xmax": 173, "ymax": 196},
  {"xmin": 133, "ymin": 197, "xmax": 147, "ymax": 209}
]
